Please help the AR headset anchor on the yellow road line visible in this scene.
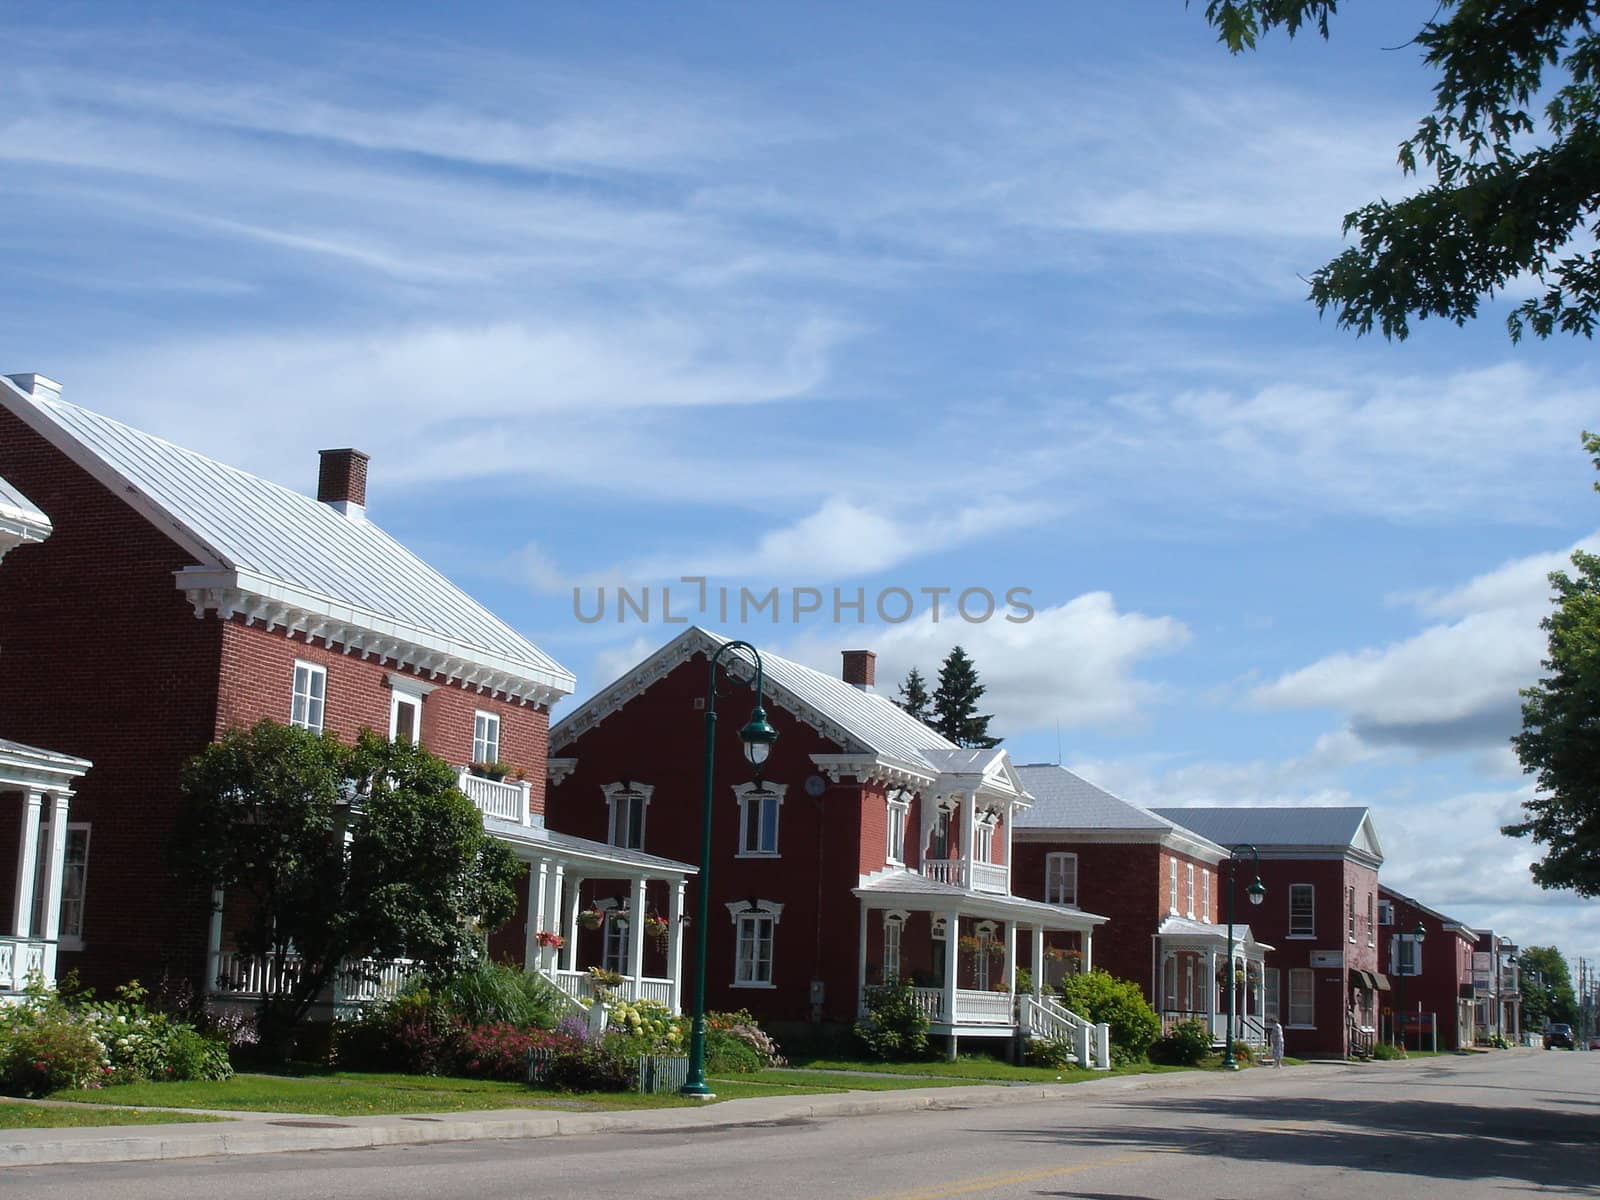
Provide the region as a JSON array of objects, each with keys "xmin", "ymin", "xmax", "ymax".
[{"xmin": 858, "ymin": 1154, "xmax": 1147, "ymax": 1200}]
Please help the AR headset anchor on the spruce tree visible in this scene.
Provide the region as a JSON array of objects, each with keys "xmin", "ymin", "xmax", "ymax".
[
  {"xmin": 932, "ymin": 646, "xmax": 1000, "ymax": 748},
  {"xmin": 896, "ymin": 667, "xmax": 932, "ymax": 724}
]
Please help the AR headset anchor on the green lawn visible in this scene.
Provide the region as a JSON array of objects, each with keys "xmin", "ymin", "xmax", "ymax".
[
  {"xmin": 47, "ymin": 1068, "xmax": 957, "ymax": 1116},
  {"xmin": 0, "ymin": 1102, "xmax": 228, "ymax": 1129}
]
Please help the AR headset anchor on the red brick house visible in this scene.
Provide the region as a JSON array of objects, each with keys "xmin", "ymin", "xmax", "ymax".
[
  {"xmin": 1, "ymin": 467, "xmax": 93, "ymax": 996},
  {"xmin": 547, "ymin": 630, "xmax": 1108, "ymax": 1058},
  {"xmin": 1011, "ymin": 765, "xmax": 1272, "ymax": 1046},
  {"xmin": 0, "ymin": 373, "xmax": 694, "ymax": 1012},
  {"xmin": 1377, "ymin": 885, "xmax": 1477, "ymax": 1050},
  {"xmin": 1152, "ymin": 806, "xmax": 1384, "ymax": 1059}
]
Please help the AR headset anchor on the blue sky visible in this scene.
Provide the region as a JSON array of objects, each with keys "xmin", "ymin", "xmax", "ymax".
[{"xmin": 6, "ymin": 2, "xmax": 1598, "ymax": 970}]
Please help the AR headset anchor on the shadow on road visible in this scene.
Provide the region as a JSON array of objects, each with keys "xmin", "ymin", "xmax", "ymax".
[{"xmin": 989, "ymin": 1092, "xmax": 1600, "ymax": 1194}]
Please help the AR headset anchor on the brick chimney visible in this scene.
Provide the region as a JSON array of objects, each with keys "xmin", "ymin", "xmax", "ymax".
[
  {"xmin": 317, "ymin": 448, "xmax": 369, "ymax": 519},
  {"xmin": 842, "ymin": 649, "xmax": 876, "ymax": 690},
  {"xmin": 6, "ymin": 373, "xmax": 63, "ymax": 400}
]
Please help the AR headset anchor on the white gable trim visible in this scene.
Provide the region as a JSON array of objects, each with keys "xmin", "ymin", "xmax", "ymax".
[{"xmin": 180, "ymin": 567, "xmax": 572, "ymax": 707}]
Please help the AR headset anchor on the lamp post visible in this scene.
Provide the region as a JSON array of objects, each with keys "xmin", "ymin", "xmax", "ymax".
[
  {"xmin": 1395, "ymin": 919, "xmax": 1426, "ymax": 1050},
  {"xmin": 1222, "ymin": 845, "xmax": 1265, "ymax": 1070},
  {"xmin": 680, "ymin": 640, "xmax": 777, "ymax": 1100}
]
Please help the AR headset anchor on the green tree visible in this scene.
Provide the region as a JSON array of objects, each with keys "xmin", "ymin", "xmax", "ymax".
[
  {"xmin": 1506, "ymin": 433, "xmax": 1600, "ymax": 895},
  {"xmin": 895, "ymin": 667, "xmax": 933, "ymax": 724},
  {"xmin": 172, "ymin": 720, "xmax": 520, "ymax": 1059},
  {"xmin": 1201, "ymin": 1, "xmax": 1600, "ymax": 341},
  {"xmin": 932, "ymin": 646, "xmax": 1001, "ymax": 748},
  {"xmin": 1519, "ymin": 945, "xmax": 1578, "ymax": 1029},
  {"xmin": 1059, "ymin": 969, "xmax": 1161, "ymax": 1065}
]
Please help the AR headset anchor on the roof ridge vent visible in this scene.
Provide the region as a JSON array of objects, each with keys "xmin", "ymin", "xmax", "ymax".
[{"xmin": 6, "ymin": 373, "xmax": 62, "ymax": 400}]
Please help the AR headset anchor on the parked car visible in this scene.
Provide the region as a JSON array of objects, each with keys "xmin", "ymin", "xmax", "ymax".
[
  {"xmin": 1587, "ymin": 1035, "xmax": 1600, "ymax": 1051},
  {"xmin": 1544, "ymin": 1023, "xmax": 1575, "ymax": 1049}
]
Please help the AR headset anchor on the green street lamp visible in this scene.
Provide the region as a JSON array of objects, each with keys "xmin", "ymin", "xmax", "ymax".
[
  {"xmin": 1222, "ymin": 845, "xmax": 1264, "ymax": 1071},
  {"xmin": 680, "ymin": 640, "xmax": 775, "ymax": 1100}
]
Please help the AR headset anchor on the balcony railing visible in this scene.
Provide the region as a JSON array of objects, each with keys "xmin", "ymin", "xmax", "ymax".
[
  {"xmin": 458, "ymin": 769, "xmax": 531, "ymax": 824},
  {"xmin": 0, "ymin": 936, "xmax": 49, "ymax": 992},
  {"xmin": 210, "ymin": 951, "xmax": 420, "ymax": 1006},
  {"xmin": 545, "ymin": 968, "xmax": 676, "ymax": 1011},
  {"xmin": 921, "ymin": 858, "xmax": 1009, "ymax": 895},
  {"xmin": 908, "ymin": 986, "xmax": 1015, "ymax": 1025}
]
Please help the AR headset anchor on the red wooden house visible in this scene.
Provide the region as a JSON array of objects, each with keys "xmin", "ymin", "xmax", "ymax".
[
  {"xmin": 0, "ymin": 373, "xmax": 693, "ymax": 1013},
  {"xmin": 1152, "ymin": 806, "xmax": 1384, "ymax": 1059},
  {"xmin": 1377, "ymin": 885, "xmax": 1478, "ymax": 1050},
  {"xmin": 547, "ymin": 631, "xmax": 1107, "ymax": 1058},
  {"xmin": 1012, "ymin": 765, "xmax": 1272, "ymax": 1047}
]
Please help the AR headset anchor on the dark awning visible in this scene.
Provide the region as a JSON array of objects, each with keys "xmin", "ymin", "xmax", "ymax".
[
  {"xmin": 1350, "ymin": 969, "xmax": 1374, "ymax": 991},
  {"xmin": 1372, "ymin": 972, "xmax": 1392, "ymax": 992}
]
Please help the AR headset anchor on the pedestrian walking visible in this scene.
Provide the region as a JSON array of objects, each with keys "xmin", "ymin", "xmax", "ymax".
[{"xmin": 1269, "ymin": 1019, "xmax": 1285, "ymax": 1067}]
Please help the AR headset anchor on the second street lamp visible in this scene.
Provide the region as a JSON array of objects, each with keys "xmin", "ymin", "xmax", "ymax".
[
  {"xmin": 680, "ymin": 640, "xmax": 776, "ymax": 1100},
  {"xmin": 1395, "ymin": 919, "xmax": 1426, "ymax": 1050},
  {"xmin": 1222, "ymin": 845, "xmax": 1264, "ymax": 1071}
]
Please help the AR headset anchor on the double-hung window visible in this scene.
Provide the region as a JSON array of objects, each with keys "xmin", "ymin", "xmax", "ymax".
[
  {"xmin": 1045, "ymin": 852, "xmax": 1078, "ymax": 906},
  {"xmin": 1346, "ymin": 886, "xmax": 1357, "ymax": 943},
  {"xmin": 603, "ymin": 783, "xmax": 651, "ymax": 850},
  {"xmin": 1289, "ymin": 884, "xmax": 1315, "ymax": 936},
  {"xmin": 472, "ymin": 712, "xmax": 501, "ymax": 765},
  {"xmin": 1185, "ymin": 864, "xmax": 1196, "ymax": 918},
  {"xmin": 1394, "ymin": 934, "xmax": 1422, "ymax": 977},
  {"xmin": 290, "ymin": 661, "xmax": 326, "ymax": 732},
  {"xmin": 391, "ymin": 693, "xmax": 422, "ymax": 744},
  {"xmin": 974, "ymin": 816, "xmax": 995, "ymax": 862},
  {"xmin": 882, "ymin": 913, "xmax": 906, "ymax": 983},
  {"xmin": 58, "ymin": 825, "xmax": 90, "ymax": 948},
  {"xmin": 1263, "ymin": 968, "xmax": 1280, "ymax": 1024},
  {"xmin": 885, "ymin": 793, "xmax": 909, "ymax": 864},
  {"xmin": 1168, "ymin": 859, "xmax": 1179, "ymax": 915},
  {"xmin": 1366, "ymin": 893, "xmax": 1376, "ymax": 946},
  {"xmin": 735, "ymin": 782, "xmax": 784, "ymax": 857},
  {"xmin": 1202, "ymin": 869, "xmax": 1212, "ymax": 923},
  {"xmin": 930, "ymin": 807, "xmax": 953, "ymax": 859},
  {"xmin": 729, "ymin": 900, "xmax": 781, "ymax": 987},
  {"xmin": 603, "ymin": 908, "xmax": 630, "ymax": 975},
  {"xmin": 1288, "ymin": 968, "xmax": 1315, "ymax": 1027}
]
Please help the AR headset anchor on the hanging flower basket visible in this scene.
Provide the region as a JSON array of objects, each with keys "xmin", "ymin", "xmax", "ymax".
[
  {"xmin": 578, "ymin": 909, "xmax": 605, "ymax": 931},
  {"xmin": 535, "ymin": 930, "xmax": 565, "ymax": 949},
  {"xmin": 644, "ymin": 914, "xmax": 670, "ymax": 948}
]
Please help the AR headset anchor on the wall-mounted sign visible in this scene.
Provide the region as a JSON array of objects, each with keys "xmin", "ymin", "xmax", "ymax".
[{"xmin": 1310, "ymin": 950, "xmax": 1344, "ymax": 969}]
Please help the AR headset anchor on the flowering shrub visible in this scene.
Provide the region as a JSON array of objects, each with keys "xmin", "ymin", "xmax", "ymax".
[
  {"xmin": 337, "ymin": 990, "xmax": 463, "ymax": 1075},
  {"xmin": 0, "ymin": 979, "xmax": 231, "ymax": 1095},
  {"xmin": 457, "ymin": 1022, "xmax": 541, "ymax": 1081},
  {"xmin": 605, "ymin": 999, "xmax": 684, "ymax": 1055}
]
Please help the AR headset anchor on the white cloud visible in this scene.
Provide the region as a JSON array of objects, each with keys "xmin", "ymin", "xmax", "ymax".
[
  {"xmin": 773, "ymin": 590, "xmax": 1190, "ymax": 735},
  {"xmin": 1252, "ymin": 535, "xmax": 1600, "ymax": 753}
]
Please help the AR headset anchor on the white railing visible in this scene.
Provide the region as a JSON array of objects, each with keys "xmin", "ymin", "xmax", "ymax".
[
  {"xmin": 1026, "ymin": 995, "xmax": 1110, "ymax": 1070},
  {"xmin": 0, "ymin": 936, "xmax": 49, "ymax": 992},
  {"xmin": 544, "ymin": 968, "xmax": 676, "ymax": 1011},
  {"xmin": 907, "ymin": 986, "xmax": 1016, "ymax": 1025},
  {"xmin": 457, "ymin": 769, "xmax": 530, "ymax": 824},
  {"xmin": 921, "ymin": 859, "xmax": 1010, "ymax": 894},
  {"xmin": 211, "ymin": 951, "xmax": 419, "ymax": 1005}
]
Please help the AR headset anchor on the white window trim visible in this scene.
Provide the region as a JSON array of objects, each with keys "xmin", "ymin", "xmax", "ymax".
[
  {"xmin": 601, "ymin": 782, "xmax": 653, "ymax": 850},
  {"xmin": 290, "ymin": 660, "xmax": 326, "ymax": 732},
  {"xmin": 1168, "ymin": 858, "xmax": 1179, "ymax": 915},
  {"xmin": 1346, "ymin": 885, "xmax": 1357, "ymax": 944},
  {"xmin": 1392, "ymin": 933, "xmax": 1423, "ymax": 977},
  {"xmin": 594, "ymin": 897, "xmax": 631, "ymax": 975},
  {"xmin": 726, "ymin": 899, "xmax": 783, "ymax": 989},
  {"xmin": 1185, "ymin": 863, "xmax": 1196, "ymax": 919},
  {"xmin": 1045, "ymin": 851, "xmax": 1079, "ymax": 907},
  {"xmin": 885, "ymin": 792, "xmax": 910, "ymax": 865},
  {"xmin": 389, "ymin": 691, "xmax": 422, "ymax": 744},
  {"xmin": 733, "ymin": 781, "xmax": 786, "ymax": 858},
  {"xmin": 1366, "ymin": 893, "xmax": 1376, "ymax": 946},
  {"xmin": 472, "ymin": 710, "xmax": 502, "ymax": 765},
  {"xmin": 882, "ymin": 909, "xmax": 909, "ymax": 983},
  {"xmin": 1377, "ymin": 898, "xmax": 1394, "ymax": 926},
  {"xmin": 1202, "ymin": 869, "xmax": 1212, "ymax": 924},
  {"xmin": 1287, "ymin": 967, "xmax": 1315, "ymax": 1028},
  {"xmin": 57, "ymin": 822, "xmax": 91, "ymax": 951},
  {"xmin": 1263, "ymin": 967, "xmax": 1280, "ymax": 1024},
  {"xmin": 1288, "ymin": 883, "xmax": 1315, "ymax": 938}
]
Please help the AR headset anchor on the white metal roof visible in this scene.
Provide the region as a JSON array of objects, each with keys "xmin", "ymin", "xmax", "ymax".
[
  {"xmin": 853, "ymin": 870, "xmax": 1107, "ymax": 929},
  {"xmin": 0, "ymin": 376, "xmax": 574, "ymax": 701},
  {"xmin": 1149, "ymin": 806, "xmax": 1384, "ymax": 864},
  {"xmin": 0, "ymin": 476, "xmax": 49, "ymax": 534}
]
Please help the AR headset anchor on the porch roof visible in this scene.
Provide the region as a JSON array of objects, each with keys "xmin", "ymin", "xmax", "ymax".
[
  {"xmin": 0, "ymin": 737, "xmax": 92, "ymax": 792},
  {"xmin": 854, "ymin": 871, "xmax": 1106, "ymax": 931},
  {"xmin": 483, "ymin": 816, "xmax": 697, "ymax": 879},
  {"xmin": 0, "ymin": 475, "xmax": 51, "ymax": 541},
  {"xmin": 1157, "ymin": 915, "xmax": 1273, "ymax": 952}
]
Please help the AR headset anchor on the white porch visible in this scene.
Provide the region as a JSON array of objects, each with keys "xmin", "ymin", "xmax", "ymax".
[
  {"xmin": 0, "ymin": 739, "xmax": 91, "ymax": 997},
  {"xmin": 1155, "ymin": 916, "xmax": 1273, "ymax": 1047}
]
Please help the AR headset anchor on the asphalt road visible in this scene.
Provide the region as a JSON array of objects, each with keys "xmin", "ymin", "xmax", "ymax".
[{"xmin": 9, "ymin": 1050, "xmax": 1596, "ymax": 1199}]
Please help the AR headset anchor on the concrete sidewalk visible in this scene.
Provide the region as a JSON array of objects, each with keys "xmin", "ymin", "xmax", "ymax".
[{"xmin": 1, "ymin": 1062, "xmax": 1358, "ymax": 1168}]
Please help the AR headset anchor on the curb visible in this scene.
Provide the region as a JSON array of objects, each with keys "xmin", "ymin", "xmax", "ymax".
[{"xmin": 0, "ymin": 1063, "xmax": 1354, "ymax": 1168}]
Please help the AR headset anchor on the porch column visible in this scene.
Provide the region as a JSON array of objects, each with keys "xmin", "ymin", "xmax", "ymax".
[
  {"xmin": 961, "ymin": 791, "xmax": 977, "ymax": 867},
  {"xmin": 205, "ymin": 887, "xmax": 225, "ymax": 996},
  {"xmin": 544, "ymin": 862, "xmax": 565, "ymax": 969},
  {"xmin": 1031, "ymin": 925, "xmax": 1044, "ymax": 998},
  {"xmin": 12, "ymin": 790, "xmax": 42, "ymax": 937},
  {"xmin": 668, "ymin": 878, "xmax": 685, "ymax": 1014},
  {"xmin": 1206, "ymin": 949, "xmax": 1219, "ymax": 1033},
  {"xmin": 562, "ymin": 875, "xmax": 583, "ymax": 972},
  {"xmin": 1082, "ymin": 925, "xmax": 1093, "ymax": 973},
  {"xmin": 39, "ymin": 791, "xmax": 70, "ymax": 977},
  {"xmin": 856, "ymin": 901, "xmax": 869, "ymax": 1014},
  {"xmin": 1003, "ymin": 920, "xmax": 1017, "ymax": 994},
  {"xmin": 525, "ymin": 859, "xmax": 548, "ymax": 971},
  {"xmin": 628, "ymin": 875, "xmax": 647, "ymax": 999},
  {"xmin": 943, "ymin": 909, "xmax": 962, "ymax": 1060}
]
